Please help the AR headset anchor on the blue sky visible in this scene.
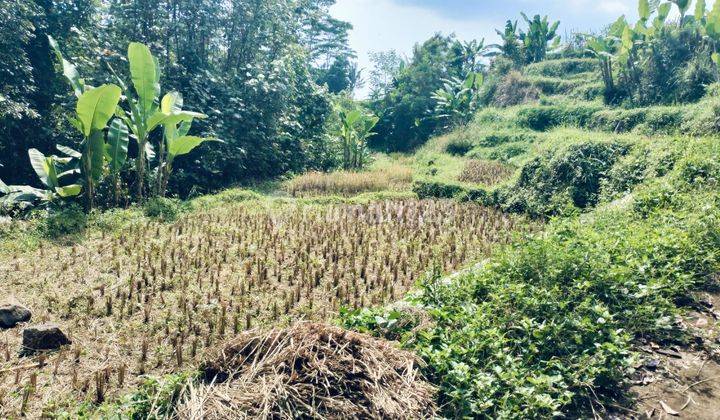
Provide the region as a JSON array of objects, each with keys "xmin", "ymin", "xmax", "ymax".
[{"xmin": 330, "ymin": 0, "xmax": 643, "ymax": 96}]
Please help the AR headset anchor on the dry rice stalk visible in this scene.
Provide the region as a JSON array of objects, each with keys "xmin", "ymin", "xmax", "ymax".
[{"xmin": 176, "ymin": 322, "xmax": 437, "ymax": 420}]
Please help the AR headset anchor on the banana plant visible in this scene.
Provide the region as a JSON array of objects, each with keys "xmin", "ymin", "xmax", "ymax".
[
  {"xmin": 338, "ymin": 109, "xmax": 379, "ymax": 170},
  {"xmin": 113, "ymin": 43, "xmax": 207, "ymax": 201},
  {"xmin": 518, "ymin": 13, "xmax": 560, "ymax": 63},
  {"xmin": 706, "ymin": 0, "xmax": 720, "ymax": 78},
  {"xmin": 585, "ymin": 35, "xmax": 617, "ymax": 94},
  {"xmin": 493, "ymin": 20, "xmax": 522, "ymax": 64},
  {"xmin": 106, "ymin": 119, "xmax": 129, "ymax": 206},
  {"xmin": 432, "ymin": 72, "xmax": 483, "ymax": 129},
  {"xmin": 50, "ymin": 36, "xmax": 124, "ymax": 211},
  {"xmin": 0, "ymin": 149, "xmax": 82, "ymax": 208},
  {"xmin": 671, "ymin": 0, "xmax": 691, "ymax": 25},
  {"xmin": 73, "ymin": 84, "xmax": 123, "ymax": 211},
  {"xmin": 48, "ymin": 36, "xmax": 84, "ymax": 98},
  {"xmin": 154, "ymin": 92, "xmax": 220, "ymax": 196}
]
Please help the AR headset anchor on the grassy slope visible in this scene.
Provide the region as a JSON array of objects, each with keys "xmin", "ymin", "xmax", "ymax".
[{"xmin": 342, "ymin": 61, "xmax": 720, "ymax": 417}]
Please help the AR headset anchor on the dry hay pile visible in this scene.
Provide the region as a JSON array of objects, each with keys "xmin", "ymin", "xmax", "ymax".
[{"xmin": 177, "ymin": 322, "xmax": 437, "ymax": 419}]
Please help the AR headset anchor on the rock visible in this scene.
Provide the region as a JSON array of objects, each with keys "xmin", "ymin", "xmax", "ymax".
[
  {"xmin": 20, "ymin": 324, "xmax": 71, "ymax": 356},
  {"xmin": 0, "ymin": 304, "xmax": 32, "ymax": 329},
  {"xmin": 644, "ymin": 358, "xmax": 660, "ymax": 370}
]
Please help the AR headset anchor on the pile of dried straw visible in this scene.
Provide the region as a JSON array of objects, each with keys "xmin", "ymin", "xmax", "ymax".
[{"xmin": 176, "ymin": 322, "xmax": 437, "ymax": 419}]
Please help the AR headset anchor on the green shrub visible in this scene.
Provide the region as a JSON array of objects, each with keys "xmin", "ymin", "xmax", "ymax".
[
  {"xmin": 517, "ymin": 104, "xmax": 602, "ymax": 131},
  {"xmin": 144, "ymin": 197, "xmax": 183, "ymax": 222},
  {"xmin": 44, "ymin": 204, "xmax": 87, "ymax": 238},
  {"xmin": 677, "ymin": 157, "xmax": 720, "ymax": 187},
  {"xmin": 343, "ymin": 190, "xmax": 720, "ymax": 418},
  {"xmin": 498, "ymin": 141, "xmax": 629, "ymax": 216},
  {"xmin": 89, "ymin": 208, "xmax": 145, "ymax": 233},
  {"xmin": 524, "ymin": 58, "xmax": 597, "ymax": 77},
  {"xmin": 632, "ymin": 181, "xmax": 678, "ymax": 217},
  {"xmin": 527, "ymin": 76, "xmax": 583, "ymax": 96},
  {"xmin": 478, "ymin": 132, "xmax": 536, "ymax": 147},
  {"xmin": 486, "ymin": 143, "xmax": 529, "ymax": 162},
  {"xmin": 413, "ymin": 180, "xmax": 466, "ymax": 199},
  {"xmin": 590, "ymin": 109, "xmax": 647, "ymax": 133},
  {"xmin": 444, "ymin": 138, "xmax": 474, "ymax": 156},
  {"xmin": 569, "ymin": 81, "xmax": 604, "ymax": 101},
  {"xmin": 457, "ymin": 187, "xmax": 491, "ymax": 205},
  {"xmin": 641, "ymin": 108, "xmax": 684, "ymax": 134}
]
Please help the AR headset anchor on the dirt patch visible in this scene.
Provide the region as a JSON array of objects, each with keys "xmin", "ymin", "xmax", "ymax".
[
  {"xmin": 616, "ymin": 292, "xmax": 720, "ymax": 419},
  {"xmin": 177, "ymin": 322, "xmax": 437, "ymax": 419}
]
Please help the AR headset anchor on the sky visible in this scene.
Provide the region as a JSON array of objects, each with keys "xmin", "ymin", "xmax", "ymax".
[{"xmin": 329, "ymin": 0, "xmax": 705, "ymax": 97}]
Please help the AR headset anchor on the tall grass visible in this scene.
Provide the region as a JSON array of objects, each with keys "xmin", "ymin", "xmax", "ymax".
[
  {"xmin": 285, "ymin": 165, "xmax": 413, "ymax": 197},
  {"xmin": 458, "ymin": 160, "xmax": 515, "ymax": 186}
]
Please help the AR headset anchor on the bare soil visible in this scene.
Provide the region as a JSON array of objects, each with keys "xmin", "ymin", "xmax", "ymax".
[{"xmin": 616, "ymin": 292, "xmax": 720, "ymax": 420}]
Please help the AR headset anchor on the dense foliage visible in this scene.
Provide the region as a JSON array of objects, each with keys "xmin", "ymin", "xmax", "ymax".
[
  {"xmin": 0, "ymin": 0, "xmax": 356, "ymax": 205},
  {"xmin": 345, "ymin": 135, "xmax": 720, "ymax": 418}
]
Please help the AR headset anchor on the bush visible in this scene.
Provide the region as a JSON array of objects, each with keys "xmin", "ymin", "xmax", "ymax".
[
  {"xmin": 492, "ymin": 71, "xmax": 540, "ymax": 107},
  {"xmin": 343, "ymin": 188, "xmax": 720, "ymax": 418},
  {"xmin": 486, "ymin": 143, "xmax": 529, "ymax": 162},
  {"xmin": 498, "ymin": 141, "xmax": 629, "ymax": 216},
  {"xmin": 641, "ymin": 108, "xmax": 685, "ymax": 134},
  {"xmin": 44, "ymin": 204, "xmax": 87, "ymax": 238},
  {"xmin": 144, "ymin": 197, "xmax": 183, "ymax": 222},
  {"xmin": 517, "ymin": 104, "xmax": 602, "ymax": 131},
  {"xmin": 589, "ymin": 109, "xmax": 647, "ymax": 133},
  {"xmin": 677, "ymin": 157, "xmax": 720, "ymax": 187},
  {"xmin": 444, "ymin": 138, "xmax": 474, "ymax": 156},
  {"xmin": 191, "ymin": 189, "xmax": 262, "ymax": 209},
  {"xmin": 413, "ymin": 181, "xmax": 466, "ymax": 199},
  {"xmin": 524, "ymin": 58, "xmax": 597, "ymax": 77},
  {"xmin": 526, "ymin": 76, "xmax": 584, "ymax": 96},
  {"xmin": 569, "ymin": 81, "xmax": 604, "ymax": 101},
  {"xmin": 478, "ymin": 131, "xmax": 536, "ymax": 148}
]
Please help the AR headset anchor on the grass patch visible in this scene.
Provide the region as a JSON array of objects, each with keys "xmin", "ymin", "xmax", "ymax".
[
  {"xmin": 285, "ymin": 165, "xmax": 413, "ymax": 197},
  {"xmin": 458, "ymin": 160, "xmax": 515, "ymax": 186}
]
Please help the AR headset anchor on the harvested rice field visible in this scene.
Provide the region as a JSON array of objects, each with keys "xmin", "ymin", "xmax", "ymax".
[{"xmin": 0, "ymin": 199, "xmax": 531, "ymax": 417}]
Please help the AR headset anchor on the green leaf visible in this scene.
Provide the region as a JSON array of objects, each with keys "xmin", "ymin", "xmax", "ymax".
[
  {"xmin": 56, "ymin": 184, "xmax": 82, "ymax": 198},
  {"xmin": 609, "ymin": 16, "xmax": 629, "ymax": 37},
  {"xmin": 621, "ymin": 26, "xmax": 635, "ymax": 50},
  {"xmin": 28, "ymin": 149, "xmax": 57, "ymax": 189},
  {"xmin": 672, "ymin": 0, "xmax": 690, "ymax": 14},
  {"xmin": 639, "ymin": 0, "xmax": 651, "ymax": 21},
  {"xmin": 106, "ymin": 119, "xmax": 129, "ymax": 174},
  {"xmin": 161, "ymin": 92, "xmax": 184, "ymax": 114},
  {"xmin": 147, "ymin": 111, "xmax": 207, "ymax": 133},
  {"xmin": 76, "ymin": 84, "xmax": 122, "ymax": 137},
  {"xmin": 88, "ymin": 131, "xmax": 106, "ymax": 182},
  {"xmin": 708, "ymin": 1, "xmax": 720, "ymax": 39},
  {"xmin": 712, "ymin": 52, "xmax": 720, "ymax": 67},
  {"xmin": 48, "ymin": 35, "xmax": 84, "ymax": 97},
  {"xmin": 695, "ymin": 0, "xmax": 706, "ymax": 19},
  {"xmin": 128, "ymin": 43, "xmax": 160, "ymax": 114},
  {"xmin": 168, "ymin": 136, "xmax": 221, "ymax": 160},
  {"xmin": 656, "ymin": 3, "xmax": 672, "ymax": 22},
  {"xmin": 57, "ymin": 145, "xmax": 82, "ymax": 159}
]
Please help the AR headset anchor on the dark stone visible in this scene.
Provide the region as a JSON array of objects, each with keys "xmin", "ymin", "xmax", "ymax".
[
  {"xmin": 20, "ymin": 324, "xmax": 71, "ymax": 356},
  {"xmin": 0, "ymin": 304, "xmax": 32, "ymax": 329},
  {"xmin": 644, "ymin": 359, "xmax": 660, "ymax": 370}
]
